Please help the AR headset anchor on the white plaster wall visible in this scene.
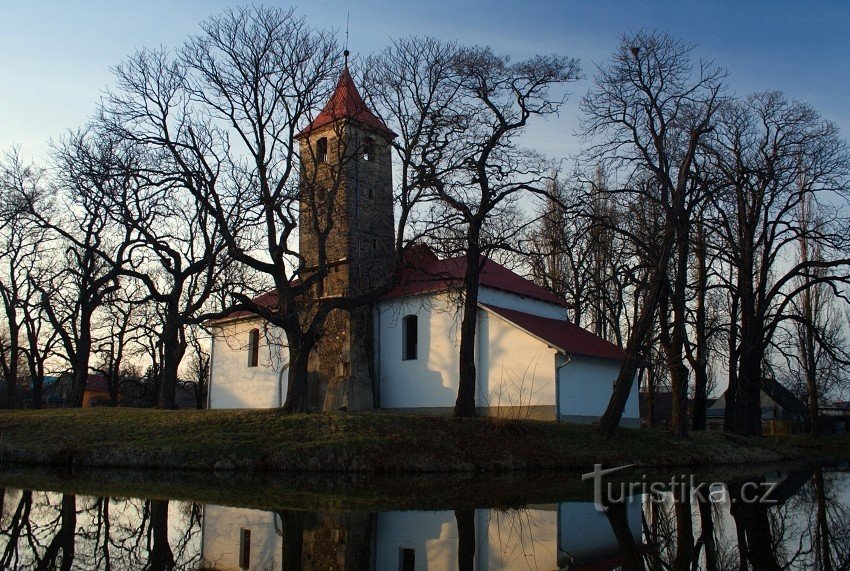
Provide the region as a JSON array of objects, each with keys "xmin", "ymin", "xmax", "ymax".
[
  {"xmin": 477, "ymin": 308, "xmax": 557, "ymax": 410},
  {"xmin": 209, "ymin": 319, "xmax": 288, "ymax": 409},
  {"xmin": 477, "ymin": 506, "xmax": 559, "ymax": 570},
  {"xmin": 377, "ymin": 294, "xmax": 463, "ymax": 409},
  {"xmin": 375, "ymin": 511, "xmax": 459, "ymax": 570},
  {"xmin": 557, "ymin": 355, "xmax": 639, "ymax": 425},
  {"xmin": 478, "ymin": 286, "xmax": 568, "ymax": 320},
  {"xmin": 201, "ymin": 505, "xmax": 280, "ymax": 570}
]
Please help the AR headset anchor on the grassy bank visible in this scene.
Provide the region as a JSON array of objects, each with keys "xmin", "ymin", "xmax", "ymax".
[{"xmin": 0, "ymin": 408, "xmax": 812, "ymax": 473}]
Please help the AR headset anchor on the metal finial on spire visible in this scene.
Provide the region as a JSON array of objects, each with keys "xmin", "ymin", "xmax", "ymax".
[{"xmin": 344, "ymin": 11, "xmax": 350, "ymax": 68}]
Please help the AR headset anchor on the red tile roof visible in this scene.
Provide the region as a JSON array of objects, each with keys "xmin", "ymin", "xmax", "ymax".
[
  {"xmin": 482, "ymin": 304, "xmax": 625, "ymax": 361},
  {"xmin": 211, "ymin": 290, "xmax": 280, "ymax": 323},
  {"xmin": 296, "ymin": 67, "xmax": 396, "ymax": 139},
  {"xmin": 382, "ymin": 247, "xmax": 565, "ymax": 306}
]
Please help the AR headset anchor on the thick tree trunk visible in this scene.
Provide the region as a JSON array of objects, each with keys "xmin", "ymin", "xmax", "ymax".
[
  {"xmin": 455, "ymin": 509, "xmax": 475, "ymax": 571},
  {"xmin": 604, "ymin": 501, "xmax": 644, "ymax": 571},
  {"xmin": 283, "ymin": 339, "xmax": 312, "ymax": 413},
  {"xmin": 455, "ymin": 243, "xmax": 481, "ymax": 418},
  {"xmin": 158, "ymin": 315, "xmax": 187, "ymax": 409},
  {"xmin": 673, "ymin": 488, "xmax": 695, "ymax": 570},
  {"xmin": 70, "ymin": 348, "xmax": 90, "ymax": 408},
  {"xmin": 148, "ymin": 500, "xmax": 175, "ymax": 571},
  {"xmin": 3, "ymin": 319, "xmax": 20, "ymax": 409},
  {"xmin": 729, "ymin": 479, "xmax": 781, "ymax": 570},
  {"xmin": 666, "ymin": 214, "xmax": 691, "ymax": 440}
]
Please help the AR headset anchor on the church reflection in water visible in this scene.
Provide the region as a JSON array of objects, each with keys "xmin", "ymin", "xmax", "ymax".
[
  {"xmin": 199, "ymin": 498, "xmax": 645, "ymax": 570},
  {"xmin": 2, "ymin": 465, "xmax": 849, "ymax": 569}
]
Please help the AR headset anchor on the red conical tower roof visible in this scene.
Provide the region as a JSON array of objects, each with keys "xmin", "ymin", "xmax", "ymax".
[{"xmin": 296, "ymin": 66, "xmax": 396, "ymax": 139}]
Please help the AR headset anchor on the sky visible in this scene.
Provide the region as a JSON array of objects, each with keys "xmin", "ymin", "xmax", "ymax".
[{"xmin": 2, "ymin": 0, "xmax": 849, "ymax": 164}]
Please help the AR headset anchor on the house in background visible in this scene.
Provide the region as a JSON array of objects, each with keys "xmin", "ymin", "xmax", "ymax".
[
  {"xmin": 639, "ymin": 391, "xmax": 698, "ymax": 428},
  {"xmin": 207, "ymin": 63, "xmax": 640, "ymax": 427},
  {"xmin": 706, "ymin": 378, "xmax": 807, "ymax": 434}
]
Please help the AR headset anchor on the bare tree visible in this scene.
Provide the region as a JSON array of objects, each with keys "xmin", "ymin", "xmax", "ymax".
[
  {"xmin": 367, "ymin": 38, "xmax": 580, "ymax": 417},
  {"xmin": 707, "ymin": 91, "xmax": 850, "ymax": 436},
  {"xmin": 581, "ymin": 31, "xmax": 726, "ymax": 437}
]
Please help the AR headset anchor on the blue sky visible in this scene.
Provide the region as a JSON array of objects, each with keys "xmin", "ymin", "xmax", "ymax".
[{"xmin": 2, "ymin": 1, "xmax": 849, "ymax": 162}]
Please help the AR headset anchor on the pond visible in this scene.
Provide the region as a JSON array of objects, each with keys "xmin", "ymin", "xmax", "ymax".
[{"xmin": 0, "ymin": 462, "xmax": 847, "ymax": 569}]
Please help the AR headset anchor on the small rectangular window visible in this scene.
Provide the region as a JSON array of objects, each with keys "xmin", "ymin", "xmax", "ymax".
[
  {"xmin": 239, "ymin": 528, "xmax": 251, "ymax": 569},
  {"xmin": 316, "ymin": 137, "xmax": 328, "ymax": 163},
  {"xmin": 399, "ymin": 547, "xmax": 415, "ymax": 571},
  {"xmin": 402, "ymin": 315, "xmax": 418, "ymax": 360},
  {"xmin": 247, "ymin": 329, "xmax": 260, "ymax": 368},
  {"xmin": 363, "ymin": 136, "xmax": 374, "ymax": 162}
]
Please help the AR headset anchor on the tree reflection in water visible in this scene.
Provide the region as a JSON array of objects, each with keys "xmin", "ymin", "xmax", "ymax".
[{"xmin": 0, "ymin": 466, "xmax": 847, "ymax": 570}]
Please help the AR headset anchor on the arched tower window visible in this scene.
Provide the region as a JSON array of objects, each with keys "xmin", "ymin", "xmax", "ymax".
[
  {"xmin": 316, "ymin": 137, "xmax": 328, "ymax": 163},
  {"xmin": 247, "ymin": 328, "xmax": 260, "ymax": 368},
  {"xmin": 362, "ymin": 136, "xmax": 374, "ymax": 162},
  {"xmin": 402, "ymin": 314, "xmax": 418, "ymax": 360}
]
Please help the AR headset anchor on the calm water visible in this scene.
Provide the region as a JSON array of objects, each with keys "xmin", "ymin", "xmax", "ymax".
[{"xmin": 0, "ymin": 463, "xmax": 847, "ymax": 570}]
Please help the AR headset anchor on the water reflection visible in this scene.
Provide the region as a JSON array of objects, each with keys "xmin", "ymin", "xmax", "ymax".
[{"xmin": 0, "ymin": 465, "xmax": 847, "ymax": 570}]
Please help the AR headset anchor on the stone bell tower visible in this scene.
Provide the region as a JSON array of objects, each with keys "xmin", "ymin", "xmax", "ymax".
[{"xmin": 295, "ymin": 59, "xmax": 396, "ymax": 411}]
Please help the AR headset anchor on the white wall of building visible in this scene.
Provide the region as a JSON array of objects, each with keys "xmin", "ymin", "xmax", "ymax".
[
  {"xmin": 376, "ymin": 294, "xmax": 461, "ymax": 410},
  {"xmin": 476, "ymin": 506, "xmax": 560, "ymax": 570},
  {"xmin": 201, "ymin": 505, "xmax": 280, "ymax": 570},
  {"xmin": 557, "ymin": 354, "xmax": 640, "ymax": 426},
  {"xmin": 374, "ymin": 511, "xmax": 460, "ymax": 570},
  {"xmin": 478, "ymin": 286, "xmax": 568, "ymax": 320},
  {"xmin": 559, "ymin": 498, "xmax": 642, "ymax": 564},
  {"xmin": 209, "ymin": 319, "xmax": 288, "ymax": 409},
  {"xmin": 477, "ymin": 307, "xmax": 557, "ymax": 413}
]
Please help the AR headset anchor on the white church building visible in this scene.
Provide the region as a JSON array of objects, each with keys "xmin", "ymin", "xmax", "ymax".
[
  {"xmin": 208, "ymin": 245, "xmax": 639, "ymax": 425},
  {"xmin": 207, "ymin": 64, "xmax": 639, "ymax": 427}
]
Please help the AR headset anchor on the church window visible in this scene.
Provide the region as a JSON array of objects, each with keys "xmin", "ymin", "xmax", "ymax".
[
  {"xmin": 247, "ymin": 328, "xmax": 260, "ymax": 368},
  {"xmin": 402, "ymin": 314, "xmax": 418, "ymax": 360},
  {"xmin": 239, "ymin": 528, "xmax": 252, "ymax": 569},
  {"xmin": 363, "ymin": 136, "xmax": 374, "ymax": 162},
  {"xmin": 316, "ymin": 137, "xmax": 328, "ymax": 163}
]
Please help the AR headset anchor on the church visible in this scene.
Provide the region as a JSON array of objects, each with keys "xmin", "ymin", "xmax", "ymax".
[{"xmin": 207, "ymin": 64, "xmax": 640, "ymax": 427}]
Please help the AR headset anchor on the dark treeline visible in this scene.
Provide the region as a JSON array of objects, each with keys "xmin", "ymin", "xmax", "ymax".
[{"xmin": 1, "ymin": 7, "xmax": 848, "ymax": 436}]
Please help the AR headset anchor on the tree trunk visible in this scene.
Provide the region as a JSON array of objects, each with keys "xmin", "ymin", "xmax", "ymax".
[
  {"xmin": 673, "ymin": 488, "xmax": 695, "ymax": 570},
  {"xmin": 158, "ymin": 317, "xmax": 187, "ymax": 409},
  {"xmin": 599, "ymin": 202, "xmax": 678, "ymax": 437},
  {"xmin": 3, "ymin": 319, "xmax": 19, "ymax": 409},
  {"xmin": 148, "ymin": 500, "xmax": 175, "ymax": 571},
  {"xmin": 604, "ymin": 501, "xmax": 644, "ymax": 570},
  {"xmin": 283, "ymin": 338, "xmax": 312, "ymax": 413},
  {"xmin": 813, "ymin": 467, "xmax": 833, "ymax": 570},
  {"xmin": 667, "ymin": 216, "xmax": 691, "ymax": 440},
  {"xmin": 690, "ymin": 223, "xmax": 709, "ymax": 431},
  {"xmin": 455, "ymin": 509, "xmax": 475, "ymax": 571},
  {"xmin": 455, "ymin": 242, "xmax": 481, "ymax": 418},
  {"xmin": 70, "ymin": 347, "xmax": 90, "ymax": 408},
  {"xmin": 696, "ymin": 493, "xmax": 718, "ymax": 571}
]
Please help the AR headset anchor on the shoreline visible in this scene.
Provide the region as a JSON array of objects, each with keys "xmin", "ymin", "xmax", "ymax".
[{"xmin": 0, "ymin": 408, "xmax": 836, "ymax": 473}]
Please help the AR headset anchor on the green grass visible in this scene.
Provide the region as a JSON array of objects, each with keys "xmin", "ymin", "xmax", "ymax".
[{"xmin": 0, "ymin": 408, "xmax": 813, "ymax": 473}]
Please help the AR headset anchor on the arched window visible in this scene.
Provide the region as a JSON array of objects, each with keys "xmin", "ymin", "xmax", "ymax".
[
  {"xmin": 247, "ymin": 328, "xmax": 260, "ymax": 368},
  {"xmin": 362, "ymin": 136, "xmax": 374, "ymax": 162},
  {"xmin": 402, "ymin": 314, "xmax": 418, "ymax": 360},
  {"xmin": 316, "ymin": 137, "xmax": 328, "ymax": 163}
]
